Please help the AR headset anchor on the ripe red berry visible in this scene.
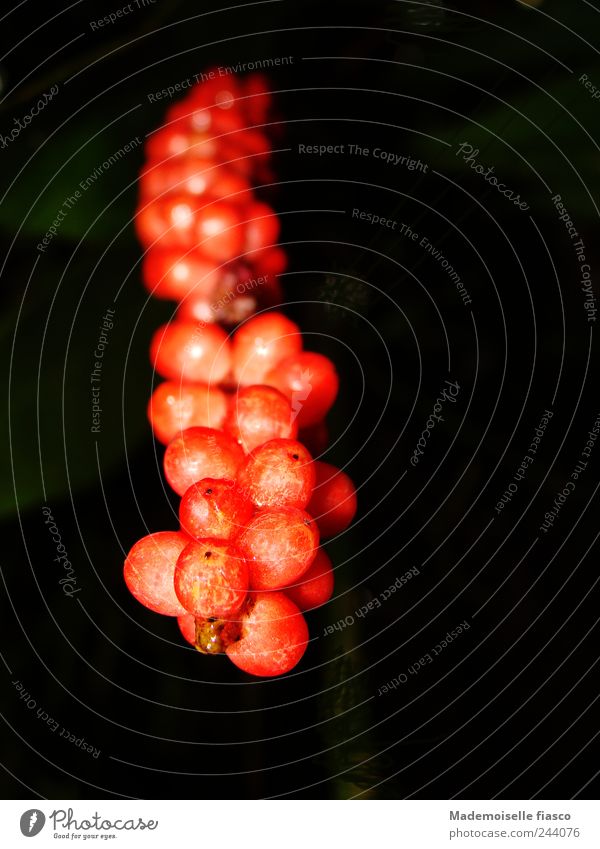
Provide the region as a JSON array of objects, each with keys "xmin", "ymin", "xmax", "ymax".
[
  {"xmin": 139, "ymin": 158, "xmax": 250, "ymax": 204},
  {"xmin": 174, "ymin": 539, "xmax": 249, "ymax": 619},
  {"xmin": 150, "ymin": 320, "xmax": 231, "ymax": 384},
  {"xmin": 298, "ymin": 421, "xmax": 329, "ymax": 456},
  {"xmin": 231, "ymin": 311, "xmax": 302, "ymax": 385},
  {"xmin": 142, "ymin": 248, "xmax": 222, "ymax": 302},
  {"xmin": 195, "ymin": 200, "xmax": 245, "ymax": 262},
  {"xmin": 238, "ymin": 506, "xmax": 319, "ymax": 590},
  {"xmin": 237, "ymin": 438, "xmax": 315, "ymax": 509},
  {"xmin": 225, "ymin": 592, "xmax": 308, "ymax": 677},
  {"xmin": 242, "ymin": 73, "xmax": 272, "ymax": 125},
  {"xmin": 284, "ymin": 548, "xmax": 334, "ymax": 611},
  {"xmin": 179, "ymin": 478, "xmax": 253, "ymax": 540},
  {"xmin": 184, "ymin": 71, "xmax": 243, "ymax": 110},
  {"xmin": 141, "ymin": 194, "xmax": 199, "ymax": 248},
  {"xmin": 177, "ymin": 612, "xmax": 196, "ymax": 645},
  {"xmin": 148, "ymin": 381, "xmax": 228, "ymax": 445},
  {"xmin": 164, "ymin": 426, "xmax": 245, "ymax": 496},
  {"xmin": 124, "ymin": 531, "xmax": 189, "ymax": 616},
  {"xmin": 307, "ymin": 461, "xmax": 357, "ymax": 538},
  {"xmin": 224, "ymin": 384, "xmax": 297, "ymax": 453},
  {"xmin": 265, "ymin": 351, "xmax": 339, "ymax": 428},
  {"xmin": 252, "ymin": 245, "xmax": 287, "ymax": 277},
  {"xmin": 243, "ymin": 201, "xmax": 280, "ymax": 254},
  {"xmin": 144, "ymin": 126, "xmax": 222, "ymax": 163}
]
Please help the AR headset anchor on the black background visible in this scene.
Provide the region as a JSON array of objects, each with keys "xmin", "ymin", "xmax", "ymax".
[{"xmin": 1, "ymin": 0, "xmax": 600, "ymax": 799}]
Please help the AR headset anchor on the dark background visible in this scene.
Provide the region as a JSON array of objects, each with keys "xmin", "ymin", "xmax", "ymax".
[{"xmin": 1, "ymin": 0, "xmax": 600, "ymax": 799}]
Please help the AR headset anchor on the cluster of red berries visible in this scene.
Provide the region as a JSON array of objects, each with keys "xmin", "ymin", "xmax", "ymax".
[
  {"xmin": 125, "ymin": 72, "xmax": 357, "ymax": 677},
  {"xmin": 135, "ymin": 69, "xmax": 284, "ymax": 324}
]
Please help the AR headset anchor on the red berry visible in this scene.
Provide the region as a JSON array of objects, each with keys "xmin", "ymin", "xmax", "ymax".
[
  {"xmin": 148, "ymin": 381, "xmax": 228, "ymax": 445},
  {"xmin": 231, "ymin": 311, "xmax": 302, "ymax": 385},
  {"xmin": 150, "ymin": 320, "xmax": 231, "ymax": 384},
  {"xmin": 252, "ymin": 246, "xmax": 287, "ymax": 277},
  {"xmin": 195, "ymin": 200, "xmax": 245, "ymax": 262},
  {"xmin": 224, "ymin": 385, "xmax": 297, "ymax": 453},
  {"xmin": 139, "ymin": 158, "xmax": 250, "ymax": 204},
  {"xmin": 147, "ymin": 194, "xmax": 199, "ymax": 248},
  {"xmin": 307, "ymin": 461, "xmax": 357, "ymax": 538},
  {"xmin": 237, "ymin": 438, "xmax": 315, "ymax": 509},
  {"xmin": 284, "ymin": 548, "xmax": 334, "ymax": 611},
  {"xmin": 298, "ymin": 421, "xmax": 329, "ymax": 456},
  {"xmin": 179, "ymin": 478, "xmax": 253, "ymax": 540},
  {"xmin": 142, "ymin": 249, "xmax": 222, "ymax": 302},
  {"xmin": 185, "ymin": 72, "xmax": 244, "ymax": 109},
  {"xmin": 265, "ymin": 351, "xmax": 339, "ymax": 428},
  {"xmin": 174, "ymin": 539, "xmax": 249, "ymax": 619},
  {"xmin": 124, "ymin": 531, "xmax": 188, "ymax": 616},
  {"xmin": 242, "ymin": 73, "xmax": 272, "ymax": 125},
  {"xmin": 243, "ymin": 201, "xmax": 280, "ymax": 254},
  {"xmin": 164, "ymin": 426, "xmax": 245, "ymax": 496},
  {"xmin": 225, "ymin": 592, "xmax": 308, "ymax": 676},
  {"xmin": 177, "ymin": 613, "xmax": 196, "ymax": 645},
  {"xmin": 145, "ymin": 126, "xmax": 222, "ymax": 162},
  {"xmin": 238, "ymin": 506, "xmax": 319, "ymax": 590}
]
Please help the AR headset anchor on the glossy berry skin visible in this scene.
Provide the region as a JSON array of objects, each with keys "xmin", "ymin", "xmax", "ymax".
[
  {"xmin": 179, "ymin": 478, "xmax": 254, "ymax": 540},
  {"xmin": 237, "ymin": 438, "xmax": 315, "ymax": 509},
  {"xmin": 164, "ymin": 426, "xmax": 245, "ymax": 496},
  {"xmin": 177, "ymin": 613, "xmax": 196, "ymax": 645},
  {"xmin": 174, "ymin": 539, "xmax": 249, "ymax": 619},
  {"xmin": 124, "ymin": 531, "xmax": 189, "ymax": 616},
  {"xmin": 148, "ymin": 381, "xmax": 227, "ymax": 445},
  {"xmin": 265, "ymin": 351, "xmax": 339, "ymax": 428},
  {"xmin": 150, "ymin": 320, "xmax": 231, "ymax": 384},
  {"xmin": 142, "ymin": 249, "xmax": 223, "ymax": 302},
  {"xmin": 224, "ymin": 385, "xmax": 297, "ymax": 453},
  {"xmin": 307, "ymin": 461, "xmax": 357, "ymax": 538},
  {"xmin": 226, "ymin": 592, "xmax": 308, "ymax": 677},
  {"xmin": 284, "ymin": 548, "xmax": 334, "ymax": 611},
  {"xmin": 238, "ymin": 506, "xmax": 319, "ymax": 591},
  {"xmin": 231, "ymin": 311, "xmax": 302, "ymax": 385}
]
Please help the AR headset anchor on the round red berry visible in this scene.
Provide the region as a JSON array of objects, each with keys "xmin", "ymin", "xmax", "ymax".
[
  {"xmin": 142, "ymin": 248, "xmax": 222, "ymax": 302},
  {"xmin": 148, "ymin": 381, "xmax": 228, "ymax": 445},
  {"xmin": 179, "ymin": 478, "xmax": 254, "ymax": 540},
  {"xmin": 237, "ymin": 438, "xmax": 315, "ymax": 509},
  {"xmin": 231, "ymin": 311, "xmax": 302, "ymax": 385},
  {"xmin": 243, "ymin": 201, "xmax": 280, "ymax": 254},
  {"xmin": 164, "ymin": 426, "xmax": 245, "ymax": 496},
  {"xmin": 307, "ymin": 461, "xmax": 357, "ymax": 538},
  {"xmin": 265, "ymin": 351, "xmax": 339, "ymax": 428},
  {"xmin": 139, "ymin": 158, "xmax": 250, "ymax": 205},
  {"xmin": 224, "ymin": 384, "xmax": 297, "ymax": 453},
  {"xmin": 242, "ymin": 73, "xmax": 272, "ymax": 125},
  {"xmin": 195, "ymin": 200, "xmax": 245, "ymax": 262},
  {"xmin": 174, "ymin": 539, "xmax": 249, "ymax": 619},
  {"xmin": 298, "ymin": 421, "xmax": 329, "ymax": 456},
  {"xmin": 225, "ymin": 592, "xmax": 308, "ymax": 677},
  {"xmin": 238, "ymin": 506, "xmax": 319, "ymax": 590},
  {"xmin": 283, "ymin": 548, "xmax": 334, "ymax": 611},
  {"xmin": 124, "ymin": 531, "xmax": 189, "ymax": 616},
  {"xmin": 150, "ymin": 320, "xmax": 231, "ymax": 384}
]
